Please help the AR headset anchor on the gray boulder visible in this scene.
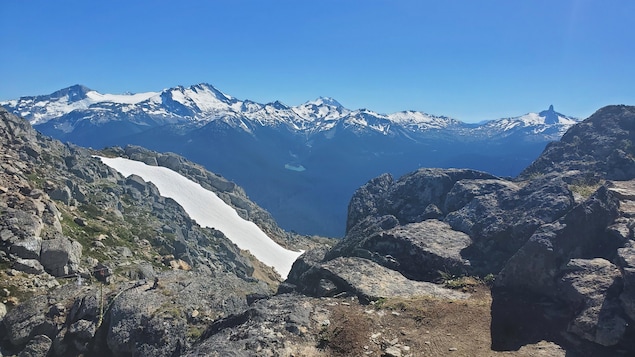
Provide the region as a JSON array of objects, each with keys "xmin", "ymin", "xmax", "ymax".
[
  {"xmin": 187, "ymin": 294, "xmax": 318, "ymax": 357},
  {"xmin": 17, "ymin": 334, "xmax": 52, "ymax": 357},
  {"xmin": 2, "ymin": 295, "xmax": 54, "ymax": 347},
  {"xmin": 0, "ymin": 302, "xmax": 6, "ymax": 323},
  {"xmin": 1, "ymin": 209, "xmax": 43, "ymax": 241},
  {"xmin": 106, "ymin": 285, "xmax": 186, "ymax": 357},
  {"xmin": 9, "ymin": 238, "xmax": 41, "ymax": 260},
  {"xmin": 618, "ymin": 245, "xmax": 635, "ymax": 321},
  {"xmin": 46, "ymin": 185, "xmax": 72, "ymax": 205},
  {"xmin": 558, "ymin": 258, "xmax": 626, "ymax": 346},
  {"xmin": 327, "ymin": 220, "xmax": 472, "ymax": 281},
  {"xmin": 286, "ymin": 255, "xmax": 468, "ymax": 303},
  {"xmin": 12, "ymin": 258, "xmax": 45, "ymax": 275},
  {"xmin": 339, "ymin": 168, "xmax": 575, "ymax": 278},
  {"xmin": 40, "ymin": 237, "xmax": 82, "ymax": 277}
]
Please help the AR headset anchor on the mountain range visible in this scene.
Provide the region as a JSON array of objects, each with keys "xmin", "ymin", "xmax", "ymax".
[{"xmin": 1, "ymin": 84, "xmax": 579, "ymax": 236}]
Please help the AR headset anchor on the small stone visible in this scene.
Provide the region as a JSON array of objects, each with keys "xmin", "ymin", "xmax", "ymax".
[
  {"xmin": 371, "ymin": 332, "xmax": 382, "ymax": 339},
  {"xmin": 384, "ymin": 346, "xmax": 402, "ymax": 357},
  {"xmin": 191, "ymin": 309, "xmax": 199, "ymax": 318},
  {"xmin": 424, "ymin": 341, "xmax": 431, "ymax": 345},
  {"xmin": 389, "ymin": 338, "xmax": 399, "ymax": 345},
  {"xmin": 391, "ymin": 311, "xmax": 401, "ymax": 316},
  {"xmin": 5, "ymin": 296, "xmax": 19, "ymax": 306},
  {"xmin": 0, "ymin": 302, "xmax": 6, "ymax": 321},
  {"xmin": 449, "ymin": 347, "xmax": 458, "ymax": 351},
  {"xmin": 74, "ymin": 217, "xmax": 87, "ymax": 227}
]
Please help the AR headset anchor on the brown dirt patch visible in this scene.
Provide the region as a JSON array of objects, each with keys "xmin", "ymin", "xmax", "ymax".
[{"xmin": 318, "ymin": 283, "xmax": 565, "ymax": 356}]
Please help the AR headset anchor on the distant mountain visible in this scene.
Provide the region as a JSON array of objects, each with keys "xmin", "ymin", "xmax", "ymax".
[{"xmin": 2, "ymin": 84, "xmax": 580, "ymax": 237}]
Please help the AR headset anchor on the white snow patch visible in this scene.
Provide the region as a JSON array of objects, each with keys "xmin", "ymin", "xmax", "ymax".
[
  {"xmin": 97, "ymin": 156, "xmax": 303, "ymax": 278},
  {"xmin": 85, "ymin": 91, "xmax": 157, "ymax": 104}
]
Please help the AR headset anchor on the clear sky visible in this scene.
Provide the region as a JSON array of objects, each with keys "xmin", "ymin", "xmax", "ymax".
[{"xmin": 1, "ymin": 0, "xmax": 633, "ymax": 122}]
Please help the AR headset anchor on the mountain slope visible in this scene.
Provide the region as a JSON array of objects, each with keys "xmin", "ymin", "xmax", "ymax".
[{"xmin": 98, "ymin": 156, "xmax": 303, "ymax": 278}]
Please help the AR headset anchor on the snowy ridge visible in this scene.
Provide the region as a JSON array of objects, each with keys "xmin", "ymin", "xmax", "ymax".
[
  {"xmin": 97, "ymin": 156, "xmax": 303, "ymax": 279},
  {"xmin": 1, "ymin": 84, "xmax": 580, "ymax": 138},
  {"xmin": 472, "ymin": 105, "xmax": 578, "ymax": 139}
]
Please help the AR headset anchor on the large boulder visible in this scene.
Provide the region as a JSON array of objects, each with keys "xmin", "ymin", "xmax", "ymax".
[
  {"xmin": 17, "ymin": 334, "xmax": 52, "ymax": 357},
  {"xmin": 186, "ymin": 294, "xmax": 320, "ymax": 357},
  {"xmin": 106, "ymin": 285, "xmax": 186, "ymax": 357},
  {"xmin": 558, "ymin": 259, "xmax": 626, "ymax": 346},
  {"xmin": 286, "ymin": 255, "xmax": 468, "ymax": 303},
  {"xmin": 40, "ymin": 237, "xmax": 82, "ymax": 277},
  {"xmin": 2, "ymin": 295, "xmax": 55, "ymax": 347},
  {"xmin": 327, "ymin": 220, "xmax": 472, "ymax": 281}
]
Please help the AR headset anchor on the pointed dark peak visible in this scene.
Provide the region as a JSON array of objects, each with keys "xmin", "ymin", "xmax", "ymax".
[{"xmin": 539, "ymin": 104, "xmax": 560, "ymax": 124}]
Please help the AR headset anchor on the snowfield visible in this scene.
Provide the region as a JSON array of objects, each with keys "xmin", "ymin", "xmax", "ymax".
[{"xmin": 97, "ymin": 156, "xmax": 303, "ymax": 279}]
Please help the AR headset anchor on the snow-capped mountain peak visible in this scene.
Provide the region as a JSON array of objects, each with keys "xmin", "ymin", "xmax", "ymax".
[
  {"xmin": 308, "ymin": 96, "xmax": 343, "ymax": 108},
  {"xmin": 293, "ymin": 96, "xmax": 350, "ymax": 122},
  {"xmin": 162, "ymin": 83, "xmax": 237, "ymax": 115}
]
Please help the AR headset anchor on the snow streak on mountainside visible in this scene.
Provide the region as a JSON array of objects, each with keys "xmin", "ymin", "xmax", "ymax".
[
  {"xmin": 0, "ymin": 83, "xmax": 579, "ymax": 138},
  {"xmin": 98, "ymin": 156, "xmax": 303, "ymax": 278}
]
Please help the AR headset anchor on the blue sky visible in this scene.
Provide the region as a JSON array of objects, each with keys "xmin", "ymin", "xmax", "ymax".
[{"xmin": 1, "ymin": 0, "xmax": 633, "ymax": 122}]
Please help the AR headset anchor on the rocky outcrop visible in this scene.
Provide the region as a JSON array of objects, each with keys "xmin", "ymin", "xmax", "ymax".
[
  {"xmin": 496, "ymin": 185, "xmax": 621, "ymax": 295},
  {"xmin": 329, "ymin": 168, "xmax": 576, "ymax": 280},
  {"xmin": 185, "ymin": 294, "xmax": 325, "ymax": 357}
]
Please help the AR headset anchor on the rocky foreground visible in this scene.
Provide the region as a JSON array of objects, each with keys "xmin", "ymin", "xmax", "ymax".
[{"xmin": 1, "ymin": 105, "xmax": 635, "ymax": 356}]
